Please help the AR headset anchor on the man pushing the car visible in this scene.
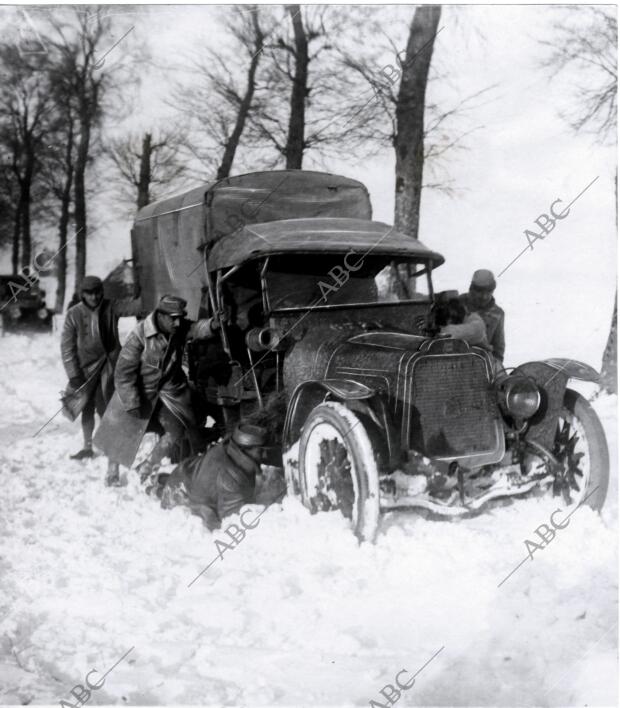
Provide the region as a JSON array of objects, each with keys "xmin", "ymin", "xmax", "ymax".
[
  {"xmin": 460, "ymin": 269, "xmax": 505, "ymax": 363},
  {"xmin": 94, "ymin": 294, "xmax": 219, "ymax": 485}
]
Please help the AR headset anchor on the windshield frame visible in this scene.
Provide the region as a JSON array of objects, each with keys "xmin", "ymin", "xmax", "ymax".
[{"xmin": 260, "ymin": 254, "xmax": 436, "ymax": 313}]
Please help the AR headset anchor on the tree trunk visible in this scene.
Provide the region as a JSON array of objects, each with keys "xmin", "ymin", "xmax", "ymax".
[
  {"xmin": 55, "ymin": 119, "xmax": 75, "ymax": 313},
  {"xmin": 11, "ymin": 200, "xmax": 20, "ymax": 275},
  {"xmin": 20, "ymin": 163, "xmax": 33, "ymax": 270},
  {"xmin": 600, "ymin": 170, "xmax": 617, "ymax": 394},
  {"xmin": 600, "ymin": 291, "xmax": 617, "ymax": 394},
  {"xmin": 137, "ymin": 132, "xmax": 152, "ymax": 209},
  {"xmin": 74, "ymin": 115, "xmax": 91, "ymax": 284},
  {"xmin": 285, "ymin": 5, "xmax": 308, "ymax": 169},
  {"xmin": 393, "ymin": 5, "xmax": 441, "ymax": 240},
  {"xmin": 217, "ymin": 12, "xmax": 264, "ymax": 180}
]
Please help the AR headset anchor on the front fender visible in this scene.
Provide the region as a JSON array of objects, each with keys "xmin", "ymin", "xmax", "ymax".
[
  {"xmin": 515, "ymin": 358, "xmax": 599, "ymax": 451},
  {"xmin": 320, "ymin": 378, "xmax": 375, "ymax": 400},
  {"xmin": 283, "ymin": 378, "xmax": 376, "ymax": 448},
  {"xmin": 517, "ymin": 358, "xmax": 599, "ymax": 385},
  {"xmin": 540, "ymin": 358, "xmax": 600, "ymax": 384}
]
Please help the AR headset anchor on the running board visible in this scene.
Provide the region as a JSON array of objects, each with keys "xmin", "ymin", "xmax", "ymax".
[{"xmin": 379, "ymin": 475, "xmax": 554, "ymax": 516}]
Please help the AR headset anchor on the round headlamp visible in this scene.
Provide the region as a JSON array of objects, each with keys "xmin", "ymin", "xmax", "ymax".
[{"xmin": 500, "ymin": 375, "xmax": 541, "ymax": 420}]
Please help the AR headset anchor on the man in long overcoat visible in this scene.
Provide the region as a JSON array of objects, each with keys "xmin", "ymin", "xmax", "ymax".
[
  {"xmin": 94, "ymin": 294, "xmax": 218, "ymax": 482},
  {"xmin": 61, "ymin": 276, "xmax": 121, "ymax": 463},
  {"xmin": 159, "ymin": 423, "xmax": 268, "ymax": 529},
  {"xmin": 459, "ymin": 269, "xmax": 506, "ymax": 363}
]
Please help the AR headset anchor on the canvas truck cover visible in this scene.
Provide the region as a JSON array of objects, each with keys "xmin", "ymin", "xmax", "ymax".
[
  {"xmin": 131, "ymin": 171, "xmax": 372, "ymax": 318},
  {"xmin": 206, "ymin": 170, "xmax": 372, "ymax": 244}
]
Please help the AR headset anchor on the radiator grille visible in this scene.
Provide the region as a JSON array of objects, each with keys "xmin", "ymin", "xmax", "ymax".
[{"xmin": 410, "ymin": 354, "xmax": 498, "ymax": 458}]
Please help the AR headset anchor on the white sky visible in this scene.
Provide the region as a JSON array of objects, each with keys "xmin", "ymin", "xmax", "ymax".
[{"xmin": 1, "ymin": 3, "xmax": 617, "ymax": 369}]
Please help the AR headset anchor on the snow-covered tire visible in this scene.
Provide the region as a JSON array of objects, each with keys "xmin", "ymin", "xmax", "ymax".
[
  {"xmin": 551, "ymin": 388, "xmax": 609, "ymax": 510},
  {"xmin": 299, "ymin": 402, "xmax": 380, "ymax": 542}
]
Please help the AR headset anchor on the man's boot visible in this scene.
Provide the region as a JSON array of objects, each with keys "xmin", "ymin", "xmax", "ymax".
[
  {"xmin": 105, "ymin": 461, "xmax": 122, "ymax": 487},
  {"xmin": 70, "ymin": 447, "xmax": 95, "ymax": 460},
  {"xmin": 135, "ymin": 458, "xmax": 160, "ymax": 485},
  {"xmin": 136, "ymin": 432, "xmax": 174, "ymax": 484}
]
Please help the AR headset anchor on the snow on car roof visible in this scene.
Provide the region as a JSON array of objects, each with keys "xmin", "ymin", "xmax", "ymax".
[{"xmin": 207, "ymin": 217, "xmax": 445, "ymax": 271}]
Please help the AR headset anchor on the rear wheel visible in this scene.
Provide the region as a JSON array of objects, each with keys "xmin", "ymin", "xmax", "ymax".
[
  {"xmin": 299, "ymin": 402, "xmax": 380, "ymax": 542},
  {"xmin": 549, "ymin": 388, "xmax": 609, "ymax": 509}
]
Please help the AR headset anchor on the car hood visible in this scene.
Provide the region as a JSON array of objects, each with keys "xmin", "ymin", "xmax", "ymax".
[{"xmin": 344, "ymin": 330, "xmax": 427, "ymax": 352}]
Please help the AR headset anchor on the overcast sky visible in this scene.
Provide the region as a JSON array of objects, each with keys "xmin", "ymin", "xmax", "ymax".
[{"xmin": 2, "ymin": 3, "xmax": 617, "ymax": 369}]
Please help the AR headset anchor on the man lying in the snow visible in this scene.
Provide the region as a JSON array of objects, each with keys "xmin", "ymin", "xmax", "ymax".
[{"xmin": 157, "ymin": 423, "xmax": 271, "ymax": 530}]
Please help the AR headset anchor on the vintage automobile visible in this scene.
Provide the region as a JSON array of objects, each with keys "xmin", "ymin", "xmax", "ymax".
[
  {"xmin": 0, "ymin": 274, "xmax": 53, "ymax": 331},
  {"xmin": 130, "ymin": 169, "xmax": 609, "ymax": 541}
]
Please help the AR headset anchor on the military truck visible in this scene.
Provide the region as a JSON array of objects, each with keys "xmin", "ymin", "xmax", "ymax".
[{"xmin": 130, "ymin": 170, "xmax": 609, "ymax": 541}]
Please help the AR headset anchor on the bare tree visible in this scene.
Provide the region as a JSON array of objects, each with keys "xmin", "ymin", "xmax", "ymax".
[
  {"xmin": 249, "ymin": 5, "xmax": 379, "ymax": 169},
  {"xmin": 541, "ymin": 6, "xmax": 617, "ymax": 393},
  {"xmin": 0, "ymin": 166, "xmax": 18, "ymax": 266},
  {"xmin": 0, "ymin": 7, "xmax": 138, "ymax": 307},
  {"xmin": 0, "ymin": 45, "xmax": 55, "ymax": 271},
  {"xmin": 37, "ymin": 46, "xmax": 82, "ymax": 313},
  {"xmin": 342, "ymin": 7, "xmax": 497, "ymax": 201},
  {"xmin": 53, "ymin": 117, "xmax": 74, "ymax": 313},
  {"xmin": 217, "ymin": 6, "xmax": 265, "ymax": 179},
  {"xmin": 341, "ymin": 4, "xmax": 445, "ymax": 240},
  {"xmin": 171, "ymin": 5, "xmax": 268, "ymax": 180},
  {"xmin": 393, "ymin": 5, "xmax": 442, "ymax": 241},
  {"xmin": 283, "ymin": 5, "xmax": 308, "ymax": 168},
  {"xmin": 50, "ymin": 8, "xmax": 134, "ymax": 285},
  {"xmin": 601, "ymin": 293, "xmax": 617, "ymax": 394},
  {"xmin": 0, "ymin": 137, "xmax": 23, "ymax": 274},
  {"xmin": 108, "ymin": 129, "xmax": 187, "ymax": 209},
  {"xmin": 541, "ymin": 6, "xmax": 617, "ymax": 140},
  {"xmin": 337, "ymin": 5, "xmax": 442, "ymax": 296}
]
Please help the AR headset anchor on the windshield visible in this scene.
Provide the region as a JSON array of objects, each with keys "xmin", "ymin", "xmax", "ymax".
[{"xmin": 265, "ymin": 254, "xmax": 432, "ymax": 311}]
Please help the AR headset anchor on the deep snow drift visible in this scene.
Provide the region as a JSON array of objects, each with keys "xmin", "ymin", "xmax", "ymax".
[{"xmin": 0, "ymin": 332, "xmax": 617, "ymax": 707}]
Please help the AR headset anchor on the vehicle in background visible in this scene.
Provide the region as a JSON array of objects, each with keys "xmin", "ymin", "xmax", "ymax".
[{"xmin": 0, "ymin": 274, "xmax": 53, "ymax": 331}]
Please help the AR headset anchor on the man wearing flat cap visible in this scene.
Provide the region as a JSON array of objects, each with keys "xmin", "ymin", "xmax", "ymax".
[
  {"xmin": 61, "ymin": 275, "xmax": 122, "ymax": 464},
  {"xmin": 94, "ymin": 294, "xmax": 219, "ymax": 482},
  {"xmin": 158, "ymin": 423, "xmax": 268, "ymax": 529},
  {"xmin": 459, "ymin": 269, "xmax": 505, "ymax": 363}
]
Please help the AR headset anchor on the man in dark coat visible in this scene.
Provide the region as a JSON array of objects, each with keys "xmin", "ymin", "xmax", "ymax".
[
  {"xmin": 94, "ymin": 294, "xmax": 218, "ymax": 482},
  {"xmin": 61, "ymin": 276, "xmax": 120, "ymax": 464},
  {"xmin": 459, "ymin": 269, "xmax": 506, "ymax": 362},
  {"xmin": 159, "ymin": 423, "xmax": 267, "ymax": 529}
]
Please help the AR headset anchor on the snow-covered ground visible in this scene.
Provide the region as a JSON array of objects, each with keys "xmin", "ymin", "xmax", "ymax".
[{"xmin": 0, "ymin": 332, "xmax": 617, "ymax": 707}]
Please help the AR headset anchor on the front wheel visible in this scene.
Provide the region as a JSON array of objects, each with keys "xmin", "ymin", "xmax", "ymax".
[
  {"xmin": 549, "ymin": 388, "xmax": 609, "ymax": 510},
  {"xmin": 299, "ymin": 402, "xmax": 380, "ymax": 542}
]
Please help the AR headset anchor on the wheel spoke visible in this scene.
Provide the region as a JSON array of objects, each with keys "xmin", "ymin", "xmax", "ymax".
[
  {"xmin": 562, "ymin": 485, "xmax": 571, "ymax": 505},
  {"xmin": 569, "ymin": 476, "xmax": 581, "ymax": 492},
  {"xmin": 308, "ymin": 432, "xmax": 355, "ymax": 519},
  {"xmin": 319, "ymin": 440, "xmax": 329, "ymax": 466},
  {"xmin": 549, "ymin": 402, "xmax": 592, "ymax": 506}
]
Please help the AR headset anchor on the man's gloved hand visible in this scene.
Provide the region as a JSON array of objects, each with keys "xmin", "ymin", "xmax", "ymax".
[
  {"xmin": 69, "ymin": 375, "xmax": 85, "ymax": 390},
  {"xmin": 126, "ymin": 407, "xmax": 142, "ymax": 418},
  {"xmin": 210, "ymin": 304, "xmax": 232, "ymax": 331},
  {"xmin": 415, "ymin": 315, "xmax": 438, "ymax": 337},
  {"xmin": 414, "ymin": 315, "xmax": 427, "ymax": 333}
]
